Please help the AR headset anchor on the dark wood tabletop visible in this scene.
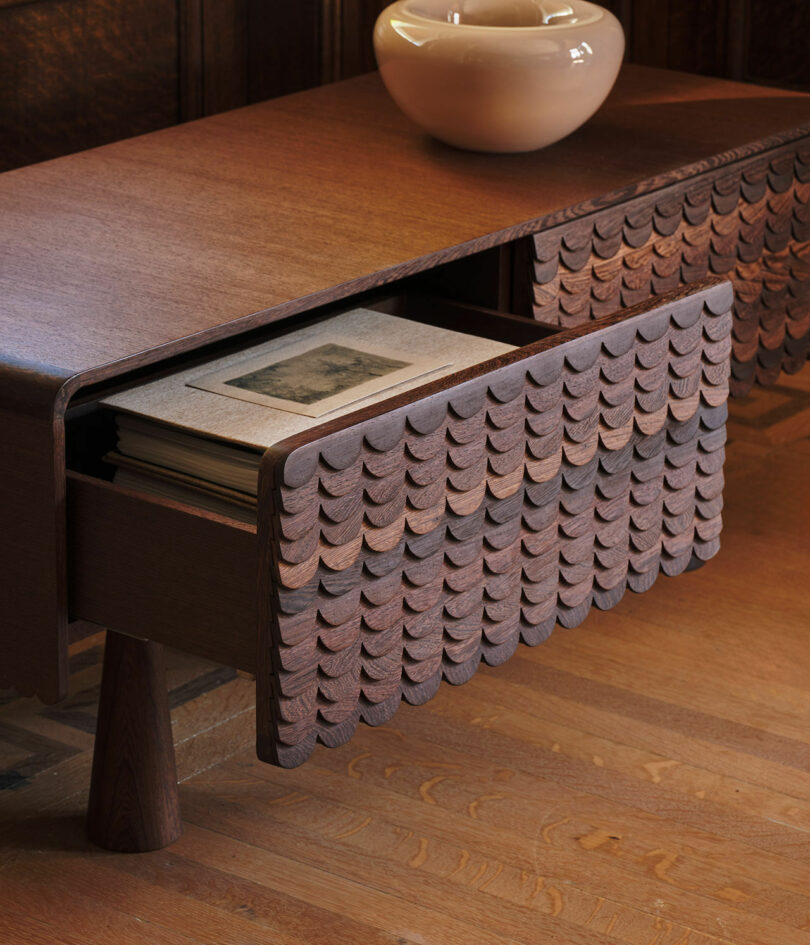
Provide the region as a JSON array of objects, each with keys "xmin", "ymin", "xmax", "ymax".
[{"xmin": 2, "ymin": 64, "xmax": 809, "ymax": 386}]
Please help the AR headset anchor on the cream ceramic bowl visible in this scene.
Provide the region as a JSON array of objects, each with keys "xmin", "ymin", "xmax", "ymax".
[{"xmin": 373, "ymin": 0, "xmax": 624, "ymax": 152}]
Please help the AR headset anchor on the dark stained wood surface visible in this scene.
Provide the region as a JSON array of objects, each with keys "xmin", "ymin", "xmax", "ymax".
[
  {"xmin": 245, "ymin": 0, "xmax": 322, "ymax": 103},
  {"xmin": 0, "ymin": 369, "xmax": 72, "ymax": 702},
  {"xmin": 67, "ymin": 473, "xmax": 258, "ymax": 673},
  {"xmin": 324, "ymin": 1, "xmax": 810, "ymax": 94},
  {"xmin": 3, "ymin": 365, "xmax": 809, "ymax": 942},
  {"xmin": 601, "ymin": 0, "xmax": 810, "ymax": 92},
  {"xmin": 0, "ymin": 0, "xmax": 179, "ymax": 171},
  {"xmin": 5, "ymin": 0, "xmax": 807, "ymax": 175},
  {"xmin": 257, "ymin": 281, "xmax": 732, "ymax": 767},
  {"xmin": 526, "ymin": 141, "xmax": 810, "ymax": 395},
  {"xmin": 0, "ymin": 0, "xmax": 326, "ymax": 171},
  {"xmin": 86, "ymin": 632, "xmax": 181, "ymax": 851},
  {"xmin": 745, "ymin": 0, "xmax": 810, "ymax": 89},
  {"xmin": 2, "ymin": 65, "xmax": 809, "ymax": 387}
]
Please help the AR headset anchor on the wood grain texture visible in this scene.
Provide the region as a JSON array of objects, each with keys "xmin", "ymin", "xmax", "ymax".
[
  {"xmin": 86, "ymin": 632, "xmax": 181, "ymax": 852},
  {"xmin": 245, "ymin": 0, "xmax": 322, "ymax": 102},
  {"xmin": 5, "ymin": 0, "xmax": 808, "ymax": 175},
  {"xmin": 0, "ymin": 0, "xmax": 325, "ymax": 171},
  {"xmin": 599, "ymin": 0, "xmax": 810, "ymax": 92},
  {"xmin": 67, "ymin": 475, "xmax": 258, "ymax": 673},
  {"xmin": 744, "ymin": 0, "xmax": 810, "ymax": 90},
  {"xmin": 256, "ymin": 281, "xmax": 733, "ymax": 767},
  {"xmin": 625, "ymin": 0, "xmax": 731, "ymax": 76},
  {"xmin": 329, "ymin": 0, "xmax": 810, "ymax": 94},
  {"xmin": 1, "ymin": 66, "xmax": 807, "ymax": 383},
  {"xmin": 527, "ymin": 141, "xmax": 810, "ymax": 396},
  {"xmin": 0, "ymin": 368, "xmax": 73, "ymax": 703},
  {"xmin": 329, "ymin": 0, "xmax": 389, "ymax": 81},
  {"xmin": 2, "ymin": 363, "xmax": 809, "ymax": 941},
  {"xmin": 0, "ymin": 0, "xmax": 179, "ymax": 171}
]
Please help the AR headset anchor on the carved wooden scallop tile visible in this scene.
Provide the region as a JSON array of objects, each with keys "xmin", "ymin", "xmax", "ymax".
[
  {"xmin": 529, "ymin": 147, "xmax": 809, "ymax": 396},
  {"xmin": 258, "ymin": 285, "xmax": 735, "ymax": 767}
]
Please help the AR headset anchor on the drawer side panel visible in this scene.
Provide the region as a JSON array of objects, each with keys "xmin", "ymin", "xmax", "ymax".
[{"xmin": 68, "ymin": 476, "xmax": 258, "ymax": 672}]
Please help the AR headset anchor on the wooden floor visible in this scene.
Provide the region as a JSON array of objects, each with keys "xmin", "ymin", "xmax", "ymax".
[{"xmin": 2, "ymin": 368, "xmax": 809, "ymax": 945}]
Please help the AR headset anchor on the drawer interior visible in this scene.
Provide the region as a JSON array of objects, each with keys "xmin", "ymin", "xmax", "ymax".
[
  {"xmin": 368, "ymin": 291, "xmax": 558, "ymax": 346},
  {"xmin": 65, "ymin": 290, "xmax": 556, "ymax": 491}
]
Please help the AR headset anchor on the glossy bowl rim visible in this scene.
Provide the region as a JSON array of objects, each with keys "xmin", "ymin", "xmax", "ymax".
[{"xmin": 388, "ymin": 0, "xmax": 607, "ymax": 32}]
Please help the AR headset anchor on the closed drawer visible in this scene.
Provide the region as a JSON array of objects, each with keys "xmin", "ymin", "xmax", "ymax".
[
  {"xmin": 67, "ymin": 280, "xmax": 733, "ymax": 769},
  {"xmin": 521, "ymin": 141, "xmax": 810, "ymax": 396}
]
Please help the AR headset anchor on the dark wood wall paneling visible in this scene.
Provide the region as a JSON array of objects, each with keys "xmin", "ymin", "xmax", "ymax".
[
  {"xmin": 330, "ymin": 0, "xmax": 388, "ymax": 81},
  {"xmin": 0, "ymin": 0, "xmax": 323, "ymax": 171},
  {"xmin": 184, "ymin": 0, "xmax": 322, "ymax": 119},
  {"xmin": 745, "ymin": 0, "xmax": 810, "ymax": 89},
  {"xmin": 334, "ymin": 1, "xmax": 810, "ymax": 92},
  {"xmin": 601, "ymin": 0, "xmax": 810, "ymax": 89},
  {"xmin": 0, "ymin": 0, "xmax": 179, "ymax": 170},
  {"xmin": 2, "ymin": 0, "xmax": 809, "ymax": 171}
]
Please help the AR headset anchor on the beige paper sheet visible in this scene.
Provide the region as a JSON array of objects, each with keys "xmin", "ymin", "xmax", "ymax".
[{"xmin": 101, "ymin": 308, "xmax": 515, "ymax": 451}]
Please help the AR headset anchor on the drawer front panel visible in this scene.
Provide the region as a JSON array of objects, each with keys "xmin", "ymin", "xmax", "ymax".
[
  {"xmin": 529, "ymin": 142, "xmax": 810, "ymax": 397},
  {"xmin": 257, "ymin": 282, "xmax": 733, "ymax": 768}
]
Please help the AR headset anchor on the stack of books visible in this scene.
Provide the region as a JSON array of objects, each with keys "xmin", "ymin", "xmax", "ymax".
[{"xmin": 101, "ymin": 308, "xmax": 515, "ymax": 521}]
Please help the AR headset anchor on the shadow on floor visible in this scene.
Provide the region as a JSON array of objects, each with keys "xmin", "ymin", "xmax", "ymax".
[{"xmin": 0, "ymin": 811, "xmax": 92, "ymax": 854}]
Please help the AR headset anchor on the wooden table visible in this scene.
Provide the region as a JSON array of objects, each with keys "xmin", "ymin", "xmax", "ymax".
[{"xmin": 1, "ymin": 65, "xmax": 808, "ymax": 851}]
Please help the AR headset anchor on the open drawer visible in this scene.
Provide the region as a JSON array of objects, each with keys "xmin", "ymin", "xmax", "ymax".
[{"xmin": 67, "ymin": 278, "xmax": 733, "ymax": 770}]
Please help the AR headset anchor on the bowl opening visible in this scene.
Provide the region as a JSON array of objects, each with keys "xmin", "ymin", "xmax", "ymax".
[{"xmin": 403, "ymin": 0, "xmax": 590, "ymax": 28}]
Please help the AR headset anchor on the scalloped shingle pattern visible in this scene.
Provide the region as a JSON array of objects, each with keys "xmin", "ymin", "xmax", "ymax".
[
  {"xmin": 530, "ymin": 146, "xmax": 810, "ymax": 397},
  {"xmin": 259, "ymin": 286, "xmax": 732, "ymax": 768}
]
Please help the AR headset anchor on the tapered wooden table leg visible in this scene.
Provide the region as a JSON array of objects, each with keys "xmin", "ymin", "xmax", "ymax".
[{"xmin": 87, "ymin": 631, "xmax": 181, "ymax": 852}]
